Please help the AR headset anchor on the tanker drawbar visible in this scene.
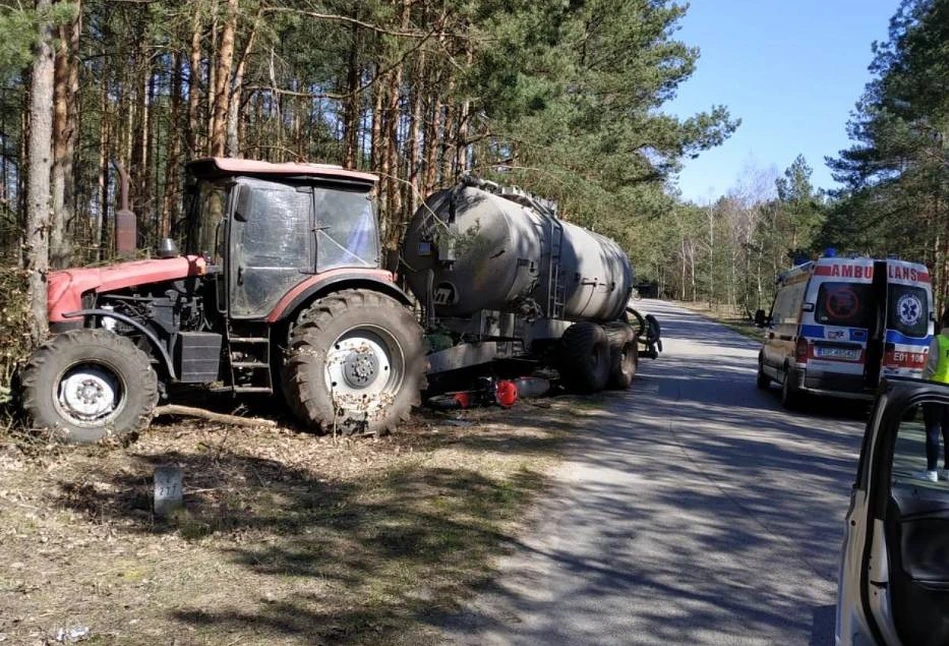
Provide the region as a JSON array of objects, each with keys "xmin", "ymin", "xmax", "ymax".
[{"xmin": 401, "ymin": 176, "xmax": 661, "ymax": 393}]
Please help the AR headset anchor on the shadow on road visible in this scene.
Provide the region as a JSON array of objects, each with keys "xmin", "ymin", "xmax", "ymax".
[{"xmin": 439, "ymin": 300, "xmax": 859, "ymax": 645}]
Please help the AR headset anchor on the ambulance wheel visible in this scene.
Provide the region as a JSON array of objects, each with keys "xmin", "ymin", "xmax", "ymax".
[
  {"xmin": 756, "ymin": 363, "xmax": 771, "ymax": 390},
  {"xmin": 781, "ymin": 371, "xmax": 802, "ymax": 410}
]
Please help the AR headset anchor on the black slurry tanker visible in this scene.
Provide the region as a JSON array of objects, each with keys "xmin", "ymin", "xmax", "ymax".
[{"xmin": 402, "ymin": 175, "xmax": 660, "ymax": 394}]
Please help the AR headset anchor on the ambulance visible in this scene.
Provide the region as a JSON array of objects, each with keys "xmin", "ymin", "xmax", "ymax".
[{"xmin": 755, "ymin": 255, "xmax": 933, "ymax": 409}]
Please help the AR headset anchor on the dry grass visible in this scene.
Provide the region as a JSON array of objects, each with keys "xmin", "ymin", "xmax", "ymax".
[
  {"xmin": 0, "ymin": 398, "xmax": 574, "ymax": 645},
  {"xmin": 0, "ymin": 268, "xmax": 33, "ymax": 400}
]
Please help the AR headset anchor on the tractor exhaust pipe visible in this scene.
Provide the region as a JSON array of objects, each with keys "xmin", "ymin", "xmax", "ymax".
[{"xmin": 114, "ymin": 161, "xmax": 136, "ymax": 258}]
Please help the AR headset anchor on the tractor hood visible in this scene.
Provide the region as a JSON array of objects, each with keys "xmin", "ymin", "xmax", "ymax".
[{"xmin": 48, "ymin": 255, "xmax": 208, "ymax": 323}]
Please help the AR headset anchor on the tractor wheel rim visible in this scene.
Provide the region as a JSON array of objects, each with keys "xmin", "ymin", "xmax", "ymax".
[
  {"xmin": 56, "ymin": 363, "xmax": 125, "ymax": 425},
  {"xmin": 325, "ymin": 326, "xmax": 405, "ymax": 414}
]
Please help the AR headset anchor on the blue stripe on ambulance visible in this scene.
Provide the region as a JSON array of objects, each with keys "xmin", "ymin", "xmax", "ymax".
[
  {"xmin": 800, "ymin": 324, "xmax": 825, "ymax": 339},
  {"xmin": 799, "ymin": 325, "xmax": 870, "ymax": 342},
  {"xmin": 885, "ymin": 330, "xmax": 931, "ymax": 347}
]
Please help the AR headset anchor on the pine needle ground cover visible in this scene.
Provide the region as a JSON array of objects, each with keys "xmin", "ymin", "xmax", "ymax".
[{"xmin": 0, "ymin": 403, "xmax": 570, "ymax": 645}]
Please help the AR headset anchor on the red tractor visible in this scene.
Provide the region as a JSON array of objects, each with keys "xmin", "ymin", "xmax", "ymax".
[{"xmin": 21, "ymin": 158, "xmax": 425, "ymax": 443}]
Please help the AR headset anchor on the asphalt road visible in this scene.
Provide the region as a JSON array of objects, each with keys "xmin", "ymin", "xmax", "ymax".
[{"xmin": 442, "ymin": 300, "xmax": 868, "ymax": 645}]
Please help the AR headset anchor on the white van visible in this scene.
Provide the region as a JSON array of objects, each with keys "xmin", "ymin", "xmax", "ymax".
[{"xmin": 755, "ymin": 256, "xmax": 933, "ymax": 408}]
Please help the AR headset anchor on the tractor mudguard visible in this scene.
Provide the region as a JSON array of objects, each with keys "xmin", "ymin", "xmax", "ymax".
[
  {"xmin": 265, "ymin": 268, "xmax": 412, "ymax": 323},
  {"xmin": 62, "ymin": 308, "xmax": 177, "ymax": 380}
]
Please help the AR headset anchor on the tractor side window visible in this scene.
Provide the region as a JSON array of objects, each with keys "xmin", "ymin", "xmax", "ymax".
[
  {"xmin": 314, "ymin": 188, "xmax": 379, "ymax": 272},
  {"xmin": 195, "ymin": 183, "xmax": 228, "ymax": 263}
]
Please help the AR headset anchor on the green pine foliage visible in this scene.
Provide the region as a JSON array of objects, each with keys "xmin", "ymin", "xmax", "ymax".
[{"xmin": 823, "ymin": 0, "xmax": 949, "ymax": 303}]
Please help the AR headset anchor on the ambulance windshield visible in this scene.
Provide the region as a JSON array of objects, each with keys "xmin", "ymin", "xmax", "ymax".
[
  {"xmin": 887, "ymin": 284, "xmax": 929, "ymax": 338},
  {"xmin": 815, "ymin": 282, "xmax": 874, "ymax": 328}
]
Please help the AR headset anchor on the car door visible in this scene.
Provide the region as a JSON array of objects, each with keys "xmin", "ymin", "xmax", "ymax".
[{"xmin": 841, "ymin": 380, "xmax": 949, "ymax": 645}]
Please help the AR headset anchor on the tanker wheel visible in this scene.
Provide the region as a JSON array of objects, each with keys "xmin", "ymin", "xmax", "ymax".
[
  {"xmin": 756, "ymin": 359, "xmax": 771, "ymax": 390},
  {"xmin": 282, "ymin": 289, "xmax": 424, "ymax": 435},
  {"xmin": 604, "ymin": 323, "xmax": 637, "ymax": 390},
  {"xmin": 559, "ymin": 322, "xmax": 610, "ymax": 394},
  {"xmin": 20, "ymin": 329, "xmax": 159, "ymax": 444}
]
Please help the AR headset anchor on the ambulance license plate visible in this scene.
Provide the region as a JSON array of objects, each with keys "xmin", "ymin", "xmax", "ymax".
[{"xmin": 816, "ymin": 346, "xmax": 859, "ymax": 360}]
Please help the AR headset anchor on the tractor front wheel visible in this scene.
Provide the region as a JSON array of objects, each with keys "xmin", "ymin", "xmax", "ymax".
[
  {"xmin": 282, "ymin": 289, "xmax": 424, "ymax": 435},
  {"xmin": 20, "ymin": 329, "xmax": 159, "ymax": 444}
]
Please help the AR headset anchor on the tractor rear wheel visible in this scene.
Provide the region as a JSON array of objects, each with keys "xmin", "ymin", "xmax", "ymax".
[
  {"xmin": 20, "ymin": 329, "xmax": 159, "ymax": 444},
  {"xmin": 559, "ymin": 322, "xmax": 610, "ymax": 394},
  {"xmin": 282, "ymin": 289, "xmax": 424, "ymax": 435},
  {"xmin": 603, "ymin": 323, "xmax": 637, "ymax": 390}
]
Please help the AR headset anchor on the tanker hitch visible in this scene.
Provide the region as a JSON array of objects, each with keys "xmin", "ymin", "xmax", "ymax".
[{"xmin": 627, "ymin": 307, "xmax": 662, "ymax": 359}]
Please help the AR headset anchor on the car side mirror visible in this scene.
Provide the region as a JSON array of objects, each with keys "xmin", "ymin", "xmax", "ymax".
[
  {"xmin": 754, "ymin": 309, "xmax": 768, "ymax": 327},
  {"xmin": 802, "ymin": 302, "xmax": 815, "ymax": 313}
]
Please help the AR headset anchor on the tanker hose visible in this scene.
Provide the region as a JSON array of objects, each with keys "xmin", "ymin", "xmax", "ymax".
[{"xmin": 627, "ymin": 307, "xmax": 662, "ymax": 357}]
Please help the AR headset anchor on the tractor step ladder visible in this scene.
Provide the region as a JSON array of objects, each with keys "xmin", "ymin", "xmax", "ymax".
[
  {"xmin": 225, "ymin": 327, "xmax": 273, "ymax": 394},
  {"xmin": 547, "ymin": 217, "xmax": 566, "ymax": 320}
]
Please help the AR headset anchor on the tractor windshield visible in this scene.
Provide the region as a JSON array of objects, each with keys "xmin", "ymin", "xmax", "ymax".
[{"xmin": 315, "ymin": 187, "xmax": 380, "ymax": 271}]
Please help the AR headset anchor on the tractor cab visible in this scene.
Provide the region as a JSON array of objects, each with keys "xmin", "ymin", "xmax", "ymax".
[{"xmin": 183, "ymin": 158, "xmax": 383, "ymax": 320}]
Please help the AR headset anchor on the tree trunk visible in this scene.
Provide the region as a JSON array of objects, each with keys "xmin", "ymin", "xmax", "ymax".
[
  {"xmin": 369, "ymin": 63, "xmax": 384, "ymax": 172},
  {"xmin": 342, "ymin": 18, "xmax": 361, "ymax": 168},
  {"xmin": 160, "ymin": 53, "xmax": 183, "ymax": 239},
  {"xmin": 50, "ymin": 0, "xmax": 80, "ymax": 268},
  {"xmin": 210, "ymin": 0, "xmax": 238, "ymax": 157},
  {"xmin": 95, "ymin": 79, "xmax": 110, "ymax": 259},
  {"xmin": 406, "ymin": 49, "xmax": 425, "ymax": 215},
  {"xmin": 381, "ymin": 0, "xmax": 410, "ymax": 250},
  {"xmin": 424, "ymin": 77, "xmax": 442, "ymax": 194},
  {"xmin": 227, "ymin": 10, "xmax": 260, "ymax": 157},
  {"xmin": 26, "ymin": 0, "xmax": 56, "ymax": 344},
  {"xmin": 188, "ymin": 4, "xmax": 203, "ymax": 156},
  {"xmin": 454, "ymin": 48, "xmax": 474, "ymax": 174}
]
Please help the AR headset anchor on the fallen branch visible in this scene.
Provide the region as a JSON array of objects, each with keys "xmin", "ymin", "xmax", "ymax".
[{"xmin": 154, "ymin": 405, "xmax": 277, "ymax": 428}]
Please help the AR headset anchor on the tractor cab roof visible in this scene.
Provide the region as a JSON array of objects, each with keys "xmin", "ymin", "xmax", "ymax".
[{"xmin": 186, "ymin": 157, "xmax": 378, "ymax": 186}]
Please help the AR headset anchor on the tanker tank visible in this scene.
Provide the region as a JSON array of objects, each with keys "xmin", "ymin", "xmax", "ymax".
[{"xmin": 402, "ymin": 178, "xmax": 633, "ymax": 323}]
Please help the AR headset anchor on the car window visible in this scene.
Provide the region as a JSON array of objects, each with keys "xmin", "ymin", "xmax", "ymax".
[
  {"xmin": 771, "ymin": 280, "xmax": 806, "ymax": 327},
  {"xmin": 888, "ymin": 284, "xmax": 929, "ymax": 338},
  {"xmin": 891, "ymin": 401, "xmax": 949, "ymax": 492},
  {"xmin": 815, "ymin": 282, "xmax": 874, "ymax": 328}
]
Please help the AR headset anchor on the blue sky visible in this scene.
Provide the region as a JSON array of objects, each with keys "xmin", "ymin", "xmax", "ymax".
[{"xmin": 666, "ymin": 0, "xmax": 898, "ymax": 203}]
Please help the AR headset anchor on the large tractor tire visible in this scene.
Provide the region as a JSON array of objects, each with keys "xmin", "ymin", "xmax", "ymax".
[
  {"xmin": 282, "ymin": 289, "xmax": 424, "ymax": 435},
  {"xmin": 559, "ymin": 321, "xmax": 610, "ymax": 394},
  {"xmin": 603, "ymin": 322, "xmax": 637, "ymax": 390},
  {"xmin": 20, "ymin": 329, "xmax": 159, "ymax": 444}
]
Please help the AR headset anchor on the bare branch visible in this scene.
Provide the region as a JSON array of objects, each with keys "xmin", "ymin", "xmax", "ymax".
[{"xmin": 262, "ymin": 6, "xmax": 454, "ymax": 39}]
